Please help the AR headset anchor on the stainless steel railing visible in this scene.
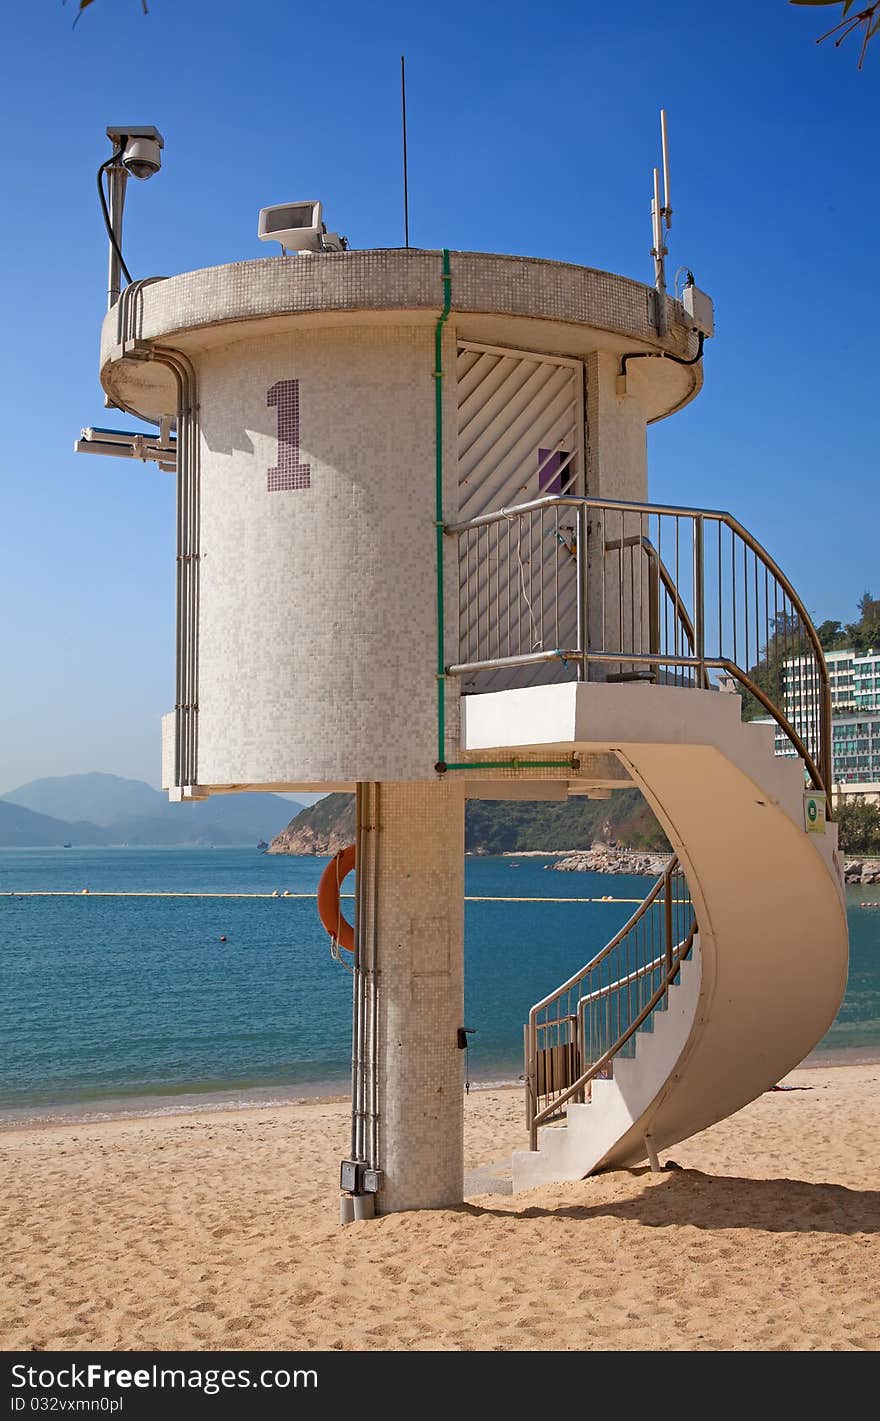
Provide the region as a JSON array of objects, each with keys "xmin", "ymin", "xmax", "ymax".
[
  {"xmin": 525, "ymin": 856, "xmax": 696, "ymax": 1149},
  {"xmin": 445, "ymin": 493, "xmax": 832, "ymax": 799}
]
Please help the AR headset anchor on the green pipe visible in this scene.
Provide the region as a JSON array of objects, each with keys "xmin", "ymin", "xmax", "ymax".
[{"xmin": 434, "ymin": 249, "xmax": 452, "ymax": 771}]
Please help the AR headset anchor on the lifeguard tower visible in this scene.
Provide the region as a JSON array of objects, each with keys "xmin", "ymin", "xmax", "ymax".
[{"xmin": 78, "ymin": 119, "xmax": 847, "ymax": 1215}]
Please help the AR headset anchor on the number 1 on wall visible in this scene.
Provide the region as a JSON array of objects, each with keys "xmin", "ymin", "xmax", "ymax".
[{"xmin": 267, "ymin": 379, "xmax": 311, "ymax": 491}]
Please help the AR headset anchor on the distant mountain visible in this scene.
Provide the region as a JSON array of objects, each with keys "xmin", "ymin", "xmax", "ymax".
[
  {"xmin": 268, "ymin": 788, "xmax": 668, "ymax": 856},
  {"xmin": 0, "ymin": 800, "xmax": 106, "ymax": 848},
  {"xmin": 4, "ymin": 773, "xmax": 162, "ymax": 827},
  {"xmin": 1, "ymin": 773, "xmax": 304, "ymax": 847}
]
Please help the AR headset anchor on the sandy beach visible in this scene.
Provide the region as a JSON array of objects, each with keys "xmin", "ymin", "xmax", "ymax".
[{"xmin": 2, "ymin": 1063, "xmax": 878, "ymax": 1352}]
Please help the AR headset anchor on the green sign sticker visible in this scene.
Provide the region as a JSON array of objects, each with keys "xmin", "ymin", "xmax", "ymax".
[{"xmin": 804, "ymin": 794, "xmax": 825, "ymax": 834}]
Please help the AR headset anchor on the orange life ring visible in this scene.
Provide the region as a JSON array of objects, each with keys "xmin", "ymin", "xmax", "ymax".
[{"xmin": 317, "ymin": 844, "xmax": 356, "ymax": 953}]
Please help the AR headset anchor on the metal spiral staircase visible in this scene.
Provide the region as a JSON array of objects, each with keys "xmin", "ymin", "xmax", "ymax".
[{"xmin": 445, "ymin": 493, "xmax": 849, "ymax": 1188}]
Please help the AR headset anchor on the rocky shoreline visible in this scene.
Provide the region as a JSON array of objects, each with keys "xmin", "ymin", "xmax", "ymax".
[
  {"xmin": 844, "ymin": 859, "xmax": 880, "ymax": 886},
  {"xmin": 546, "ymin": 845, "xmax": 880, "ymax": 885},
  {"xmin": 267, "ymin": 815, "xmax": 880, "ymax": 886},
  {"xmin": 267, "ymin": 826, "xmax": 352, "ymax": 855},
  {"xmin": 548, "ymin": 845, "xmax": 673, "ymax": 876}
]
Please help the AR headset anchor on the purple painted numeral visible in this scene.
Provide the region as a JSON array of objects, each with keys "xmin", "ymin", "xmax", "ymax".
[{"xmin": 267, "ymin": 379, "xmax": 311, "ymax": 491}]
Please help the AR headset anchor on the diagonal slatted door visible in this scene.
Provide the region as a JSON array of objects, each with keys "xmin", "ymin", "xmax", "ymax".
[{"xmin": 455, "ymin": 342, "xmax": 585, "ymax": 691}]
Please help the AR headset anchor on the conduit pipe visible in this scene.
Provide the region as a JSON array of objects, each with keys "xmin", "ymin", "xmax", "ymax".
[
  {"xmin": 148, "ymin": 345, "xmax": 200, "ymax": 789},
  {"xmin": 434, "ymin": 249, "xmax": 452, "ymax": 770}
]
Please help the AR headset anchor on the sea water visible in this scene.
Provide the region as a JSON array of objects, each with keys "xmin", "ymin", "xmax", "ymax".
[{"xmin": 0, "ymin": 846, "xmax": 877, "ymax": 1123}]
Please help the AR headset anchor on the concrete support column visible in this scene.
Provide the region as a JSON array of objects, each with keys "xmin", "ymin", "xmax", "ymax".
[{"xmin": 372, "ymin": 779, "xmax": 465, "ymax": 1213}]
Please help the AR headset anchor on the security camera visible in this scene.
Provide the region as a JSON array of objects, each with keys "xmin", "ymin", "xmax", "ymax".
[
  {"xmin": 106, "ymin": 125, "xmax": 164, "ymax": 180},
  {"xmin": 123, "ymin": 135, "xmax": 162, "ymax": 180}
]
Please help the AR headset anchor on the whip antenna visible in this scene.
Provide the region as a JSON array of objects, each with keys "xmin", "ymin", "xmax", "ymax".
[{"xmin": 401, "ymin": 55, "xmax": 410, "ymax": 248}]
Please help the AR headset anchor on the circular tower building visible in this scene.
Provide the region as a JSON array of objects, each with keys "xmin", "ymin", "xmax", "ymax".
[{"xmin": 98, "ymin": 246, "xmax": 704, "ymax": 1212}]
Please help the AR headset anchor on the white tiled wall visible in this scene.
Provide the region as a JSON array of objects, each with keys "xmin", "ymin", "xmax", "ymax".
[{"xmin": 194, "ymin": 323, "xmax": 459, "ymax": 787}]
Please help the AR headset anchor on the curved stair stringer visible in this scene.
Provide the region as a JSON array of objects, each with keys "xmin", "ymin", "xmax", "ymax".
[
  {"xmin": 512, "ymin": 931, "xmax": 706, "ymax": 1189},
  {"xmin": 461, "ymin": 682, "xmax": 850, "ymax": 1189},
  {"xmin": 588, "ymin": 730, "xmax": 846, "ymax": 1174}
]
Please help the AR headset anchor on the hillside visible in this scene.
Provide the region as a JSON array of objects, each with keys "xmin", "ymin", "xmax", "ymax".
[
  {"xmin": 0, "ymin": 800, "xmax": 106, "ymax": 848},
  {"xmin": 268, "ymin": 788, "xmax": 668, "ymax": 856},
  {"xmin": 465, "ymin": 789, "xmax": 668, "ymax": 854},
  {"xmin": 1, "ymin": 773, "xmax": 304, "ymax": 847},
  {"xmin": 5, "ymin": 773, "xmax": 161, "ymax": 826},
  {"xmin": 268, "ymin": 793, "xmax": 356, "ymax": 855}
]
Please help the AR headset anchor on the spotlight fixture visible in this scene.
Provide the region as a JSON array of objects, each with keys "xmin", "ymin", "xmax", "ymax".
[{"xmin": 257, "ymin": 200, "xmax": 348, "ymax": 255}]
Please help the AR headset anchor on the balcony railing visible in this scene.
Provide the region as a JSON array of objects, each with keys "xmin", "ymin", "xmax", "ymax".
[{"xmin": 445, "ymin": 494, "xmax": 831, "ymax": 801}]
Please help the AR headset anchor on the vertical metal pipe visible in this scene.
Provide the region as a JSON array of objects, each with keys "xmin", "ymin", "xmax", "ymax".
[
  {"xmin": 538, "ymin": 509, "xmax": 545, "ymax": 651},
  {"xmin": 187, "ymin": 361, "xmax": 198, "ymax": 783},
  {"xmin": 744, "ymin": 541, "xmax": 750, "ymax": 673},
  {"xmin": 575, "ymin": 503, "xmax": 588, "ymax": 680},
  {"xmin": 505, "ymin": 519, "xmax": 511, "ymax": 660},
  {"xmin": 754, "ymin": 550, "xmax": 760, "ymax": 679},
  {"xmin": 106, "ymin": 162, "xmax": 128, "ymax": 310},
  {"xmin": 370, "ymin": 782, "xmax": 380, "ymax": 1169},
  {"xmin": 717, "ymin": 520, "xmax": 722, "ymax": 672},
  {"xmin": 553, "ymin": 508, "xmax": 560, "ymax": 654},
  {"xmin": 493, "ymin": 520, "xmax": 499, "ymax": 662},
  {"xmin": 629, "ymin": 518, "xmax": 636, "ymax": 659},
  {"xmin": 821, "ymin": 676, "xmax": 832, "ymax": 803},
  {"xmin": 529, "ymin": 509, "xmax": 536, "ymax": 648},
  {"xmin": 617, "ymin": 512, "xmax": 624, "ymax": 667},
  {"xmin": 679, "ymin": 520, "xmax": 685, "ymax": 679},
  {"xmin": 528, "ymin": 1012, "xmax": 538, "ymax": 1150},
  {"xmin": 648, "ymin": 543, "xmax": 659, "ymax": 667},
  {"xmin": 664, "ymin": 864, "xmax": 674, "ymax": 978},
  {"xmin": 173, "ymin": 380, "xmax": 185, "ymax": 788},
  {"xmin": 351, "ymin": 785, "xmax": 364, "ymax": 1160},
  {"xmin": 693, "ymin": 514, "xmax": 705, "ymax": 684},
  {"xmin": 524, "ymin": 1023, "xmax": 533, "ymax": 1133},
  {"xmin": 732, "ymin": 526, "xmax": 738, "ymax": 668}
]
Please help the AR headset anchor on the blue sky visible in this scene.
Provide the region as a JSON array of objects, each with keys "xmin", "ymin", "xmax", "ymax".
[{"xmin": 0, "ymin": 0, "xmax": 877, "ymax": 793}]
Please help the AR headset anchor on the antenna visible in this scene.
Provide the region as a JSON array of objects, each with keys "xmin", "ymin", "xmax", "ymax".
[
  {"xmin": 650, "ymin": 109, "xmax": 672, "ymax": 334},
  {"xmin": 401, "ymin": 54, "xmax": 410, "ymax": 249},
  {"xmin": 660, "ymin": 108, "xmax": 672, "ymax": 229}
]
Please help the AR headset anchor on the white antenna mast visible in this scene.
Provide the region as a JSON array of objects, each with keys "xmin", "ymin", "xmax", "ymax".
[
  {"xmin": 651, "ymin": 109, "xmax": 672, "ymax": 335},
  {"xmin": 660, "ymin": 108, "xmax": 672, "ymax": 229}
]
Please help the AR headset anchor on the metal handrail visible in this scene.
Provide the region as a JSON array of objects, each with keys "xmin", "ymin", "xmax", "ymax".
[
  {"xmin": 525, "ymin": 856, "xmax": 696, "ymax": 1147},
  {"xmin": 532, "ymin": 922, "xmax": 698, "ymax": 1142},
  {"xmin": 446, "ymin": 491, "xmax": 832, "ymax": 800},
  {"xmin": 529, "ymin": 857, "xmax": 676, "ymax": 1016}
]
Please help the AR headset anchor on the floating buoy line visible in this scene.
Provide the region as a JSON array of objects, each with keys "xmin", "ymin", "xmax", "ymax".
[{"xmin": 2, "ymin": 890, "xmax": 648, "ymax": 904}]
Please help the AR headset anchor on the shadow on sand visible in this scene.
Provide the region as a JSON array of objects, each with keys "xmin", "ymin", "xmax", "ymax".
[{"xmin": 466, "ymin": 1168, "xmax": 880, "ymax": 1236}]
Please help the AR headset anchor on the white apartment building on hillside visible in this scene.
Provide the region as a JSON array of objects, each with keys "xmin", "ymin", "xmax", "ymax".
[{"xmin": 773, "ymin": 648, "xmax": 880, "ymax": 803}]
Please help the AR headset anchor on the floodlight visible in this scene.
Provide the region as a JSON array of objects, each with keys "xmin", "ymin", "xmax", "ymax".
[
  {"xmin": 258, "ymin": 201, "xmax": 324, "ymax": 253},
  {"xmin": 258, "ymin": 201, "xmax": 348, "ymax": 255}
]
